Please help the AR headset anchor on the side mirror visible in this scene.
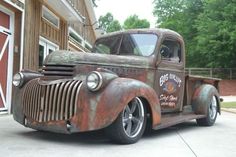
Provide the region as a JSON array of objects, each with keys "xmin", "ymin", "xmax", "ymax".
[{"xmin": 160, "ymin": 45, "xmax": 170, "ymax": 58}]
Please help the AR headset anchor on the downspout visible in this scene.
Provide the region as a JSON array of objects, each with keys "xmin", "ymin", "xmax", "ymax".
[{"xmin": 20, "ymin": 7, "xmax": 25, "ymax": 70}]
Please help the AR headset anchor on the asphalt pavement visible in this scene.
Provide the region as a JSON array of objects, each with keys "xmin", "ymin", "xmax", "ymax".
[{"xmin": 0, "ymin": 112, "xmax": 236, "ymax": 157}]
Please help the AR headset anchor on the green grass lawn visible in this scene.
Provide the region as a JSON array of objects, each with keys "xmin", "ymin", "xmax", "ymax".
[{"xmin": 221, "ymin": 102, "xmax": 236, "ymax": 108}]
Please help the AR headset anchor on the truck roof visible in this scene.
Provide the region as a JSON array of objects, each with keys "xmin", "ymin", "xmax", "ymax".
[{"xmin": 97, "ymin": 28, "xmax": 183, "ymax": 40}]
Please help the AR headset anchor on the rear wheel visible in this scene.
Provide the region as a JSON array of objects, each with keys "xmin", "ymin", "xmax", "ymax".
[
  {"xmin": 197, "ymin": 95, "xmax": 218, "ymax": 126},
  {"xmin": 105, "ymin": 97, "xmax": 146, "ymax": 144}
]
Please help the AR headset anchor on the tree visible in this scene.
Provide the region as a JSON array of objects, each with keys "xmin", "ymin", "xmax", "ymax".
[
  {"xmin": 99, "ymin": 13, "xmax": 150, "ymax": 33},
  {"xmin": 153, "ymin": 0, "xmax": 205, "ymax": 67},
  {"xmin": 98, "ymin": 12, "xmax": 122, "ymax": 33},
  {"xmin": 153, "ymin": 0, "xmax": 202, "ymax": 67},
  {"xmin": 153, "ymin": 0, "xmax": 186, "ymax": 24},
  {"xmin": 123, "ymin": 15, "xmax": 150, "ymax": 29},
  {"xmin": 195, "ymin": 0, "xmax": 236, "ymax": 68},
  {"xmin": 153, "ymin": 0, "xmax": 236, "ymax": 68}
]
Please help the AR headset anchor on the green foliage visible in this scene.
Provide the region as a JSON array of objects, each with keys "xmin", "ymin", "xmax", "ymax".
[
  {"xmin": 153, "ymin": 0, "xmax": 186, "ymax": 23},
  {"xmin": 99, "ymin": 13, "xmax": 150, "ymax": 33},
  {"xmin": 153, "ymin": 0, "xmax": 236, "ymax": 68},
  {"xmin": 98, "ymin": 12, "xmax": 122, "ymax": 33},
  {"xmin": 107, "ymin": 20, "xmax": 122, "ymax": 33},
  {"xmin": 123, "ymin": 15, "xmax": 150, "ymax": 29},
  {"xmin": 195, "ymin": 0, "xmax": 236, "ymax": 68}
]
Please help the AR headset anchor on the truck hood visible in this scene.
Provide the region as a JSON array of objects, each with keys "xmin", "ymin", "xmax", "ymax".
[{"xmin": 44, "ymin": 50, "xmax": 154, "ymax": 68}]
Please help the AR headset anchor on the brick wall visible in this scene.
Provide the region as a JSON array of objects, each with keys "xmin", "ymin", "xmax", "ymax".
[{"xmin": 219, "ymin": 80, "xmax": 236, "ymax": 96}]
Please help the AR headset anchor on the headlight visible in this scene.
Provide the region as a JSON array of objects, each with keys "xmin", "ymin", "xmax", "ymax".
[
  {"xmin": 13, "ymin": 72, "xmax": 24, "ymax": 87},
  {"xmin": 86, "ymin": 71, "xmax": 103, "ymax": 91}
]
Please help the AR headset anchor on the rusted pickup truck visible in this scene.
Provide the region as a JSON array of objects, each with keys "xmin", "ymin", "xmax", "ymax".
[{"xmin": 13, "ymin": 29, "xmax": 221, "ymax": 144}]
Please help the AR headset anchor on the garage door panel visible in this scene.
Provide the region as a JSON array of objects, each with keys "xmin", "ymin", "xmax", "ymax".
[
  {"xmin": 0, "ymin": 18, "xmax": 10, "ymax": 110},
  {"xmin": 0, "ymin": 37, "xmax": 9, "ymax": 109},
  {"xmin": 0, "ymin": 10, "xmax": 10, "ymax": 29},
  {"xmin": 0, "ymin": 95, "xmax": 4, "ymax": 108},
  {"xmin": 0, "ymin": 45, "xmax": 8, "ymax": 95},
  {"xmin": 0, "ymin": 33, "xmax": 8, "ymax": 56},
  {"xmin": 0, "ymin": 5, "xmax": 13, "ymax": 111}
]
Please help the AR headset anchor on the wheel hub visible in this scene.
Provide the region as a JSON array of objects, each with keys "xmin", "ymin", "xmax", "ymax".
[
  {"xmin": 128, "ymin": 114, "xmax": 133, "ymax": 119},
  {"xmin": 122, "ymin": 97, "xmax": 145, "ymax": 138},
  {"xmin": 209, "ymin": 96, "xmax": 217, "ymax": 120}
]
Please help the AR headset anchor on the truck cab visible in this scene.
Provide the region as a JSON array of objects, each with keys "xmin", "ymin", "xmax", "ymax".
[{"xmin": 12, "ymin": 29, "xmax": 221, "ymax": 144}]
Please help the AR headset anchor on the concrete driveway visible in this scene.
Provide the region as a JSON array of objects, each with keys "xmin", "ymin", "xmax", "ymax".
[{"xmin": 0, "ymin": 112, "xmax": 236, "ymax": 157}]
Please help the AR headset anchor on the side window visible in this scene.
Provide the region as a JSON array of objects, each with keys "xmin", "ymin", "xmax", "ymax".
[
  {"xmin": 93, "ymin": 35, "xmax": 121, "ymax": 55},
  {"xmin": 95, "ymin": 44, "xmax": 110, "ymax": 54},
  {"xmin": 160, "ymin": 39, "xmax": 181, "ymax": 63}
]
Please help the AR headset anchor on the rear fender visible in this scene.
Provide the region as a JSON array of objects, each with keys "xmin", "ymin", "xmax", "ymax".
[
  {"xmin": 192, "ymin": 84, "xmax": 221, "ymax": 115},
  {"xmin": 71, "ymin": 78, "xmax": 161, "ymax": 131}
]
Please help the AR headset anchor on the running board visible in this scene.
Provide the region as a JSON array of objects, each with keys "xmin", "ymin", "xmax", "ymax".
[{"xmin": 153, "ymin": 113, "xmax": 206, "ymax": 130}]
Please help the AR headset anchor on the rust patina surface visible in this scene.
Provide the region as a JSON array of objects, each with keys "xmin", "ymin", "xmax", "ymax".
[{"xmin": 13, "ymin": 28, "xmax": 221, "ymax": 136}]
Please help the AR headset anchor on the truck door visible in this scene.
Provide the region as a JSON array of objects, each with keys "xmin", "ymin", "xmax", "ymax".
[{"xmin": 156, "ymin": 36, "xmax": 185, "ymax": 113}]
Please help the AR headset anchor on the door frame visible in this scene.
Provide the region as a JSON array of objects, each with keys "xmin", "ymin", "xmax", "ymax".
[
  {"xmin": 0, "ymin": 5, "xmax": 14, "ymax": 113},
  {"xmin": 39, "ymin": 36, "xmax": 59, "ymax": 50},
  {"xmin": 156, "ymin": 35, "xmax": 185, "ymax": 113}
]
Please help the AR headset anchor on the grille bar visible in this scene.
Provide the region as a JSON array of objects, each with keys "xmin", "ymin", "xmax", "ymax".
[
  {"xmin": 42, "ymin": 65, "xmax": 75, "ymax": 76},
  {"xmin": 23, "ymin": 79, "xmax": 82, "ymax": 122}
]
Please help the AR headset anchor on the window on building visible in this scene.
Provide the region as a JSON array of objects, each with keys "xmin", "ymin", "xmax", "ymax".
[
  {"xmin": 69, "ymin": 32, "xmax": 82, "ymax": 44},
  {"xmin": 68, "ymin": 27, "xmax": 93, "ymax": 52},
  {"xmin": 39, "ymin": 37, "xmax": 59, "ymax": 68},
  {"xmin": 68, "ymin": 27, "xmax": 83, "ymax": 45},
  {"xmin": 42, "ymin": 6, "xmax": 60, "ymax": 28}
]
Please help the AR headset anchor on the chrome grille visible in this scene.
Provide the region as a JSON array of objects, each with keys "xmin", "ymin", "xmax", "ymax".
[
  {"xmin": 23, "ymin": 79, "xmax": 82, "ymax": 122},
  {"xmin": 42, "ymin": 65, "xmax": 75, "ymax": 76}
]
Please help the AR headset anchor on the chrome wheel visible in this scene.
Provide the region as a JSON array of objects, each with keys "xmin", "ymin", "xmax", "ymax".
[
  {"xmin": 209, "ymin": 96, "xmax": 217, "ymax": 120},
  {"xmin": 196, "ymin": 93, "xmax": 218, "ymax": 126},
  {"xmin": 105, "ymin": 97, "xmax": 146, "ymax": 144},
  {"xmin": 122, "ymin": 97, "xmax": 144, "ymax": 138}
]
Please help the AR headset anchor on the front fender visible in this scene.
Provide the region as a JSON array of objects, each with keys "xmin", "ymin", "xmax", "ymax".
[{"xmin": 71, "ymin": 78, "xmax": 161, "ymax": 132}]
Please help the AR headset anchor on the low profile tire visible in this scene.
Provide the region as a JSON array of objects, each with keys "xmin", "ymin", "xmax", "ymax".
[
  {"xmin": 105, "ymin": 97, "xmax": 147, "ymax": 144},
  {"xmin": 197, "ymin": 95, "xmax": 218, "ymax": 126}
]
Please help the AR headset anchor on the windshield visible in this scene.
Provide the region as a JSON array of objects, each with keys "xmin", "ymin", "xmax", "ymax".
[{"xmin": 93, "ymin": 33, "xmax": 158, "ymax": 57}]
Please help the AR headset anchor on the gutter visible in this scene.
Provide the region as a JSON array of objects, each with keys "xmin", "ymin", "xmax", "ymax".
[{"xmin": 61, "ymin": 0, "xmax": 85, "ymax": 22}]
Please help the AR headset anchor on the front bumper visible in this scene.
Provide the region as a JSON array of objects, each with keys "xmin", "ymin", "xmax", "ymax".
[{"xmin": 25, "ymin": 118, "xmax": 78, "ymax": 134}]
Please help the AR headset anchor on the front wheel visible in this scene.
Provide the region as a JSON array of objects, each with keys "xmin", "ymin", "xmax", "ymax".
[
  {"xmin": 197, "ymin": 95, "xmax": 218, "ymax": 126},
  {"xmin": 105, "ymin": 97, "xmax": 146, "ymax": 144}
]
